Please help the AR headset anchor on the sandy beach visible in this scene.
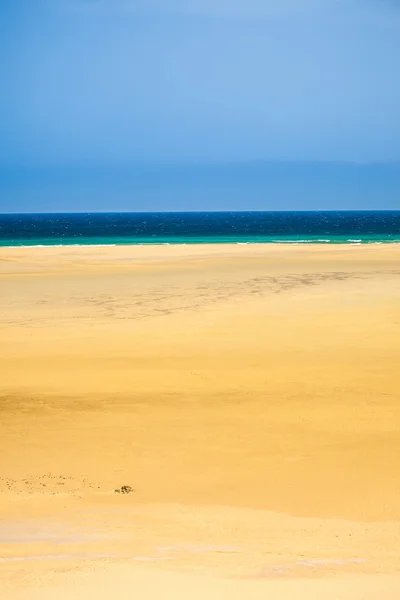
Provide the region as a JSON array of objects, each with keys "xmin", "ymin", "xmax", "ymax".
[{"xmin": 1, "ymin": 243, "xmax": 399, "ymax": 599}]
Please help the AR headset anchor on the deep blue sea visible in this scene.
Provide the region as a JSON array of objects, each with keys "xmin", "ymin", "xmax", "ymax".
[{"xmin": 1, "ymin": 211, "xmax": 400, "ymax": 247}]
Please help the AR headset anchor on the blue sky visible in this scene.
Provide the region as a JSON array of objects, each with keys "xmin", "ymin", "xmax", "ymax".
[{"xmin": 1, "ymin": 0, "xmax": 400, "ymax": 211}]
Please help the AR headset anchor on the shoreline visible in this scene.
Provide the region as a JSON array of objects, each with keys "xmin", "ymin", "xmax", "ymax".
[
  {"xmin": 1, "ymin": 239, "xmax": 400, "ymax": 249},
  {"xmin": 1, "ymin": 241, "xmax": 400, "ymax": 253},
  {"xmin": 1, "ymin": 241, "xmax": 399, "ymax": 277}
]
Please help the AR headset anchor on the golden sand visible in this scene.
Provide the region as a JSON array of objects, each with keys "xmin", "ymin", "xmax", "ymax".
[{"xmin": 0, "ymin": 243, "xmax": 399, "ymax": 598}]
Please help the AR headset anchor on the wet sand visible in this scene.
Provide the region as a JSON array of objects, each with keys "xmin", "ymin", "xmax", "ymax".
[{"xmin": 0, "ymin": 243, "xmax": 399, "ymax": 599}]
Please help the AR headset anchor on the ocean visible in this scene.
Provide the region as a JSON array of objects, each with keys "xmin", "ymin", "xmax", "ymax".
[{"xmin": 0, "ymin": 211, "xmax": 400, "ymax": 247}]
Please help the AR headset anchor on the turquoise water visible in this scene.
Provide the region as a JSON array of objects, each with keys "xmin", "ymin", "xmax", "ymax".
[{"xmin": 1, "ymin": 212, "xmax": 399, "ymax": 246}]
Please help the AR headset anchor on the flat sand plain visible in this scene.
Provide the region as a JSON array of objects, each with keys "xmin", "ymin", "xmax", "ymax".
[{"xmin": 0, "ymin": 243, "xmax": 400, "ymax": 599}]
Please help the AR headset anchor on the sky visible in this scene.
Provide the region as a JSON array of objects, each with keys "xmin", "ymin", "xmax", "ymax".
[{"xmin": 0, "ymin": 0, "xmax": 400, "ymax": 212}]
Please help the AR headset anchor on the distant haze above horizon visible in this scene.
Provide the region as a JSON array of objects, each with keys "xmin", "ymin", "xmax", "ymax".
[
  {"xmin": 1, "ymin": 1, "xmax": 400, "ymax": 211},
  {"xmin": 1, "ymin": 162, "xmax": 400, "ymax": 213}
]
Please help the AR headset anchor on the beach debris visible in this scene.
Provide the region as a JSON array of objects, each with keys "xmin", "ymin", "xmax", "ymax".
[
  {"xmin": 0, "ymin": 475, "xmax": 100, "ymax": 496},
  {"xmin": 114, "ymin": 485, "xmax": 134, "ymax": 494}
]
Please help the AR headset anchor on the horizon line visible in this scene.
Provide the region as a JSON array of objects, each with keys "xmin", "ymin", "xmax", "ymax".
[{"xmin": 2, "ymin": 209, "xmax": 400, "ymax": 216}]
